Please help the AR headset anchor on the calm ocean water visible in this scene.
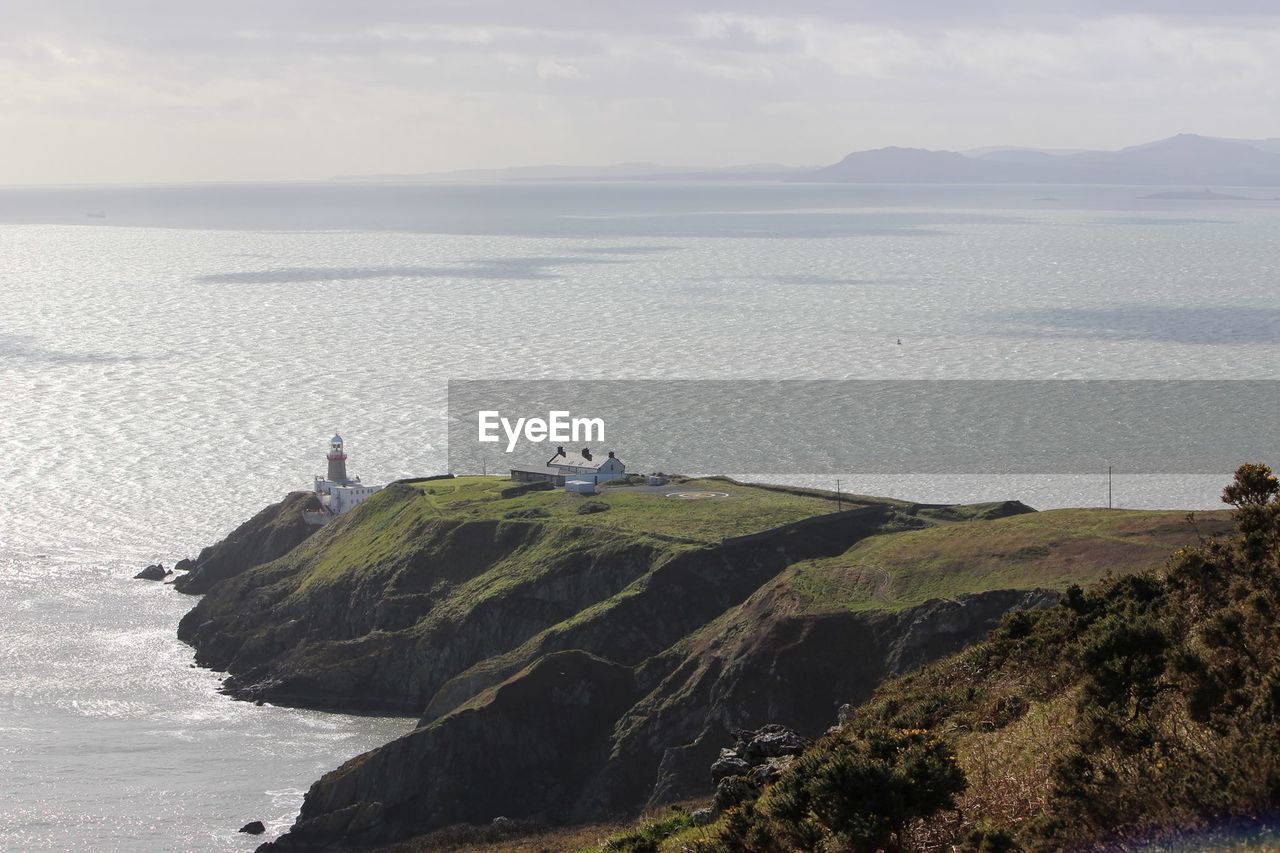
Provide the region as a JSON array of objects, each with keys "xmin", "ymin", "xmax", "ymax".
[{"xmin": 1, "ymin": 181, "xmax": 1277, "ymax": 850}]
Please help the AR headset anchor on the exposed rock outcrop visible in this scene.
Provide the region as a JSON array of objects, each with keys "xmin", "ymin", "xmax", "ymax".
[
  {"xmin": 133, "ymin": 563, "xmax": 169, "ymax": 581},
  {"xmin": 710, "ymin": 725, "xmax": 811, "ymax": 812},
  {"xmin": 172, "ymin": 491, "xmax": 321, "ymax": 594}
]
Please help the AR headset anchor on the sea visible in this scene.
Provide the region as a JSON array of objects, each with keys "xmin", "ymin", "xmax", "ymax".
[{"xmin": 1, "ymin": 180, "xmax": 1278, "ymax": 851}]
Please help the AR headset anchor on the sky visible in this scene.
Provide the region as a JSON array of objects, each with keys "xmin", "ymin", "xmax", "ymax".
[{"xmin": 2, "ymin": 1, "xmax": 1279, "ymax": 184}]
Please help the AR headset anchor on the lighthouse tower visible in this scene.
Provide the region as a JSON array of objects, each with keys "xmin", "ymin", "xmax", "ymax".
[
  {"xmin": 310, "ymin": 432, "xmax": 384, "ymax": 522},
  {"xmin": 326, "ymin": 433, "xmax": 351, "ymax": 484}
]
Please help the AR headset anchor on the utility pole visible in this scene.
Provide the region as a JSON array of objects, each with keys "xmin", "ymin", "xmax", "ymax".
[
  {"xmin": 1108, "ymin": 466, "xmax": 1112, "ymax": 509},
  {"xmin": 836, "ymin": 478, "xmax": 842, "ymax": 512}
]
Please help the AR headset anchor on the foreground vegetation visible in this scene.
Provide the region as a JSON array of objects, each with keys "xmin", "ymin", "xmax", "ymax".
[{"xmin": 684, "ymin": 464, "xmax": 1280, "ymax": 851}]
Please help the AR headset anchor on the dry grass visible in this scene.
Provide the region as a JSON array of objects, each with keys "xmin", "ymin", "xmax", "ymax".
[
  {"xmin": 912, "ymin": 691, "xmax": 1078, "ymax": 847},
  {"xmin": 373, "ymin": 801, "xmax": 714, "ymax": 852}
]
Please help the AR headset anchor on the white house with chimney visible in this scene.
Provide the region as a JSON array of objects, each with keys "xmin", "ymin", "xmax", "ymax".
[
  {"xmin": 308, "ymin": 434, "xmax": 383, "ymax": 524},
  {"xmin": 510, "ymin": 447, "xmax": 625, "ymax": 487}
]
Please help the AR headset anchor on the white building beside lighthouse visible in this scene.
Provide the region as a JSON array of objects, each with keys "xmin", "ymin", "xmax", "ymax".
[{"xmin": 310, "ymin": 434, "xmax": 382, "ymax": 522}]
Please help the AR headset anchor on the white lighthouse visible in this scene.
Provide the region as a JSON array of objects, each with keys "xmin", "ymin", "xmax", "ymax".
[{"xmin": 311, "ymin": 433, "xmax": 382, "ymax": 522}]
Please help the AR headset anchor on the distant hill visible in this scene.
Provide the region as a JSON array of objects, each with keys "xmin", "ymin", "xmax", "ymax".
[
  {"xmin": 800, "ymin": 134, "xmax": 1280, "ymax": 186},
  {"xmin": 332, "ymin": 134, "xmax": 1280, "ymax": 187},
  {"xmin": 333, "ymin": 161, "xmax": 808, "ymax": 183},
  {"xmin": 801, "ymin": 146, "xmax": 1030, "ymax": 183},
  {"xmin": 1141, "ymin": 189, "xmax": 1257, "ymax": 200},
  {"xmin": 334, "ymin": 162, "xmax": 685, "ymax": 182}
]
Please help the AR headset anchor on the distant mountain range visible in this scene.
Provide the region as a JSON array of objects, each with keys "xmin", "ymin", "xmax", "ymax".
[
  {"xmin": 334, "ymin": 134, "xmax": 1280, "ymax": 186},
  {"xmin": 802, "ymin": 134, "xmax": 1280, "ymax": 186}
]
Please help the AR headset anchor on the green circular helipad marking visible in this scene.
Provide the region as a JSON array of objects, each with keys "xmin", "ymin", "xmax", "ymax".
[{"xmin": 666, "ymin": 491, "xmax": 730, "ymax": 500}]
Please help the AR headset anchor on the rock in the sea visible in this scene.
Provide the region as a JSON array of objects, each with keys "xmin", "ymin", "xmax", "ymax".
[
  {"xmin": 133, "ymin": 563, "xmax": 169, "ymax": 581},
  {"xmin": 239, "ymin": 821, "xmax": 266, "ymax": 835}
]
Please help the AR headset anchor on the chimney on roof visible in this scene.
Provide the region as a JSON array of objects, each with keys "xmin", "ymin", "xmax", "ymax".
[
  {"xmin": 581, "ymin": 448, "xmax": 592, "ymax": 461},
  {"xmin": 607, "ymin": 451, "xmax": 615, "ymax": 459},
  {"xmin": 547, "ymin": 446, "xmax": 566, "ymax": 466}
]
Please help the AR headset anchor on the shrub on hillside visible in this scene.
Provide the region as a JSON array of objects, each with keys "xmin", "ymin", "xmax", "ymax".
[{"xmin": 701, "ymin": 728, "xmax": 965, "ymax": 851}]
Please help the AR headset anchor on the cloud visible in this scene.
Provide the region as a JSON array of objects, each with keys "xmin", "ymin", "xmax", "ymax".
[
  {"xmin": 536, "ymin": 59, "xmax": 583, "ymax": 80},
  {"xmin": 1, "ymin": 1, "xmax": 1279, "ymax": 183}
]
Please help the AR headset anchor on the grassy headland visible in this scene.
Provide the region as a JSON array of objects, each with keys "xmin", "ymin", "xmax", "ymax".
[{"xmin": 177, "ymin": 472, "xmax": 1236, "ymax": 852}]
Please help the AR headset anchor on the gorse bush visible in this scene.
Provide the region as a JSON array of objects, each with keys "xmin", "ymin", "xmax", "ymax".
[
  {"xmin": 692, "ymin": 464, "xmax": 1280, "ymax": 851},
  {"xmin": 697, "ymin": 729, "xmax": 964, "ymax": 851},
  {"xmin": 766, "ymin": 729, "xmax": 965, "ymax": 851}
]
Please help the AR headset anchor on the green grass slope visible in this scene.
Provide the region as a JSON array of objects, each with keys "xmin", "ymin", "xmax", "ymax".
[
  {"xmin": 407, "ymin": 476, "xmax": 854, "ymax": 543},
  {"xmin": 787, "ymin": 508, "xmax": 1231, "ymax": 614}
]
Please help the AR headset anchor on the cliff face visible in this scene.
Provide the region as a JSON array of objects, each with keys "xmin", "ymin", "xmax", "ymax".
[
  {"xmin": 257, "ymin": 589, "xmax": 1053, "ymax": 851},
  {"xmin": 600, "ymin": 586, "xmax": 1060, "ymax": 818},
  {"xmin": 172, "ymin": 491, "xmax": 321, "ymax": 594},
  {"xmin": 179, "ymin": 484, "xmax": 692, "ymax": 713},
  {"xmin": 259, "ymin": 650, "xmax": 639, "ymax": 852},
  {"xmin": 421, "ymin": 504, "xmax": 903, "ymax": 722},
  {"xmin": 179, "ymin": 483, "xmax": 907, "ymax": 715}
]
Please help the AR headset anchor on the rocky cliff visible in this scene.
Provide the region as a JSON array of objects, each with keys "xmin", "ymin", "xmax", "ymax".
[
  {"xmin": 179, "ymin": 485, "xmax": 908, "ymax": 714},
  {"xmin": 256, "ymin": 588, "xmax": 1053, "ymax": 851},
  {"xmin": 172, "ymin": 490, "xmax": 321, "ymax": 594}
]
